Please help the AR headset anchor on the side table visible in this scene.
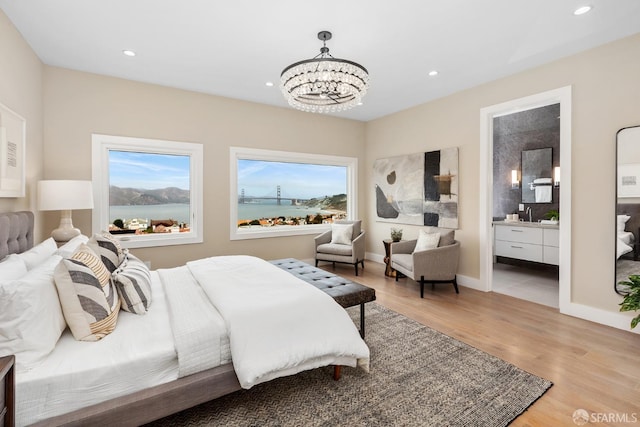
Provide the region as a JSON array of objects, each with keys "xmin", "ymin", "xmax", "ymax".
[
  {"xmin": 0, "ymin": 355, "xmax": 15, "ymax": 427},
  {"xmin": 383, "ymin": 239, "xmax": 399, "ymax": 277}
]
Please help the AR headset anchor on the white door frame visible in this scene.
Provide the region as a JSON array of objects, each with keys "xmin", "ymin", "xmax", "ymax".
[{"xmin": 479, "ymin": 86, "xmax": 572, "ymax": 312}]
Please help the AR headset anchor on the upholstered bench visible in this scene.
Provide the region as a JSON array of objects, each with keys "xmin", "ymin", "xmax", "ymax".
[{"xmin": 269, "ymin": 258, "xmax": 376, "ymax": 338}]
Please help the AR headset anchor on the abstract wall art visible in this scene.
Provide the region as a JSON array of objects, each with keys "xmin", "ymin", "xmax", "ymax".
[
  {"xmin": 374, "ymin": 147, "xmax": 458, "ymax": 228},
  {"xmin": 0, "ymin": 101, "xmax": 26, "ymax": 198}
]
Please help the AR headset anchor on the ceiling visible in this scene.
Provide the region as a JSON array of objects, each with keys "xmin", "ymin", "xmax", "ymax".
[{"xmin": 2, "ymin": 1, "xmax": 640, "ymax": 122}]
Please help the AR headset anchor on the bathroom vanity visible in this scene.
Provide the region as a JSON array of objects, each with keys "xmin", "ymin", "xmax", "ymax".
[{"xmin": 494, "ymin": 221, "xmax": 559, "ymax": 265}]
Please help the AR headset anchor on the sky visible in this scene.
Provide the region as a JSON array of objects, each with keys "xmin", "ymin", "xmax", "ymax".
[
  {"xmin": 109, "ymin": 151, "xmax": 190, "ymax": 189},
  {"xmin": 238, "ymin": 159, "xmax": 346, "ymax": 199}
]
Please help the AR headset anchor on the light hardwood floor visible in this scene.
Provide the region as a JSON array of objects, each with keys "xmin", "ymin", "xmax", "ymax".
[{"xmin": 318, "ymin": 260, "xmax": 640, "ymax": 427}]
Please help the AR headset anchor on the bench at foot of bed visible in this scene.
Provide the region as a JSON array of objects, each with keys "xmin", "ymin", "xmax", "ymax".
[{"xmin": 269, "ymin": 258, "xmax": 377, "ymax": 338}]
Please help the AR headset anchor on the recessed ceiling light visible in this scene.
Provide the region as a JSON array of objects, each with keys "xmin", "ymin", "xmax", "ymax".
[
  {"xmin": 122, "ymin": 49, "xmax": 136, "ymax": 57},
  {"xmin": 265, "ymin": 81, "xmax": 274, "ymax": 87},
  {"xmin": 573, "ymin": 5, "xmax": 592, "ymax": 15},
  {"xmin": 428, "ymin": 70, "xmax": 439, "ymax": 77}
]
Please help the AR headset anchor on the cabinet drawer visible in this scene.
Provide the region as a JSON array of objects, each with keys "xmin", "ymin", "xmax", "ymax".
[
  {"xmin": 495, "ymin": 240, "xmax": 543, "ymax": 262},
  {"xmin": 544, "ymin": 246, "xmax": 560, "ymax": 265},
  {"xmin": 495, "ymin": 225, "xmax": 543, "ymax": 244},
  {"xmin": 543, "ymin": 228, "xmax": 559, "ymax": 247}
]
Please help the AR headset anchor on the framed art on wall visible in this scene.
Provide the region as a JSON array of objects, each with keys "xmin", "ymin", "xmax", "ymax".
[
  {"xmin": 373, "ymin": 147, "xmax": 459, "ymax": 228},
  {"xmin": 0, "ymin": 101, "xmax": 26, "ymax": 198}
]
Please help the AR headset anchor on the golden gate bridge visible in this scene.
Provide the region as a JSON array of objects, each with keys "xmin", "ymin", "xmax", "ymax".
[{"xmin": 239, "ymin": 185, "xmax": 309, "ymax": 205}]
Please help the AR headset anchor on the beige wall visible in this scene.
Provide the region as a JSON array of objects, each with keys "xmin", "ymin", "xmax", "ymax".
[
  {"xmin": 42, "ymin": 67, "xmax": 366, "ymax": 268},
  {"xmin": 5, "ymin": 1, "xmax": 640, "ymax": 322},
  {"xmin": 365, "ymin": 33, "xmax": 640, "ymax": 315},
  {"xmin": 0, "ymin": 10, "xmax": 44, "ymax": 236}
]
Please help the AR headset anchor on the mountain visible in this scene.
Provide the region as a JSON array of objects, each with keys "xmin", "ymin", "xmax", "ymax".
[
  {"xmin": 303, "ymin": 193, "xmax": 347, "ymax": 211},
  {"xmin": 109, "ymin": 186, "xmax": 189, "ymax": 205}
]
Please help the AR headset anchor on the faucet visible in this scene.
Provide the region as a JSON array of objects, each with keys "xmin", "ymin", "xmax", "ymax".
[{"xmin": 525, "ymin": 206, "xmax": 532, "ymax": 222}]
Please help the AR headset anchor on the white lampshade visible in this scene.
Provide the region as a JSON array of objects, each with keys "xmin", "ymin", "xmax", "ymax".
[
  {"xmin": 37, "ymin": 180, "xmax": 94, "ymax": 243},
  {"xmin": 38, "ymin": 180, "xmax": 94, "ymax": 211}
]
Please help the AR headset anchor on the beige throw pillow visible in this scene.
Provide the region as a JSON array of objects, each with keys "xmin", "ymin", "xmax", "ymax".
[
  {"xmin": 331, "ymin": 223, "xmax": 354, "ymax": 245},
  {"xmin": 414, "ymin": 231, "xmax": 440, "ymax": 253},
  {"xmin": 54, "ymin": 244, "xmax": 120, "ymax": 341}
]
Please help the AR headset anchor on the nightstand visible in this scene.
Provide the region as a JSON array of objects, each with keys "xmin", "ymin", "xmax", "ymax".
[{"xmin": 0, "ymin": 355, "xmax": 14, "ymax": 427}]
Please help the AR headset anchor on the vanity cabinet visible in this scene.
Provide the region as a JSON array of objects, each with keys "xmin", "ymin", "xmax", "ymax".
[{"xmin": 494, "ymin": 222, "xmax": 559, "ymax": 265}]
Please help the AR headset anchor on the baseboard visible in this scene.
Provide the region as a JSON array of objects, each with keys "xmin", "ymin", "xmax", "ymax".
[
  {"xmin": 456, "ymin": 274, "xmax": 483, "ymax": 291},
  {"xmin": 561, "ymin": 301, "xmax": 640, "ymax": 334}
]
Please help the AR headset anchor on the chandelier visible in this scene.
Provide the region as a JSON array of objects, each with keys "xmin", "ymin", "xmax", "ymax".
[{"xmin": 280, "ymin": 31, "xmax": 369, "ymax": 114}]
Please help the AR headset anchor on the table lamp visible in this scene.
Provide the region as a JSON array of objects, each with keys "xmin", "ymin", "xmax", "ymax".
[{"xmin": 37, "ymin": 180, "xmax": 94, "ymax": 243}]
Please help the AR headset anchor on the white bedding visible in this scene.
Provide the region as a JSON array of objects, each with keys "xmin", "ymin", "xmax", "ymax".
[
  {"xmin": 15, "ymin": 271, "xmax": 231, "ymax": 426},
  {"xmin": 187, "ymin": 255, "xmax": 370, "ymax": 389},
  {"xmin": 15, "ymin": 255, "xmax": 369, "ymax": 425}
]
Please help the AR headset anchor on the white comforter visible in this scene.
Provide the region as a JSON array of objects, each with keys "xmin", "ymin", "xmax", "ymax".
[{"xmin": 186, "ymin": 255, "xmax": 370, "ymax": 388}]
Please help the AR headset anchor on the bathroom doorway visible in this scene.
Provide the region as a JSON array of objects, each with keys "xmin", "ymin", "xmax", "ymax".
[
  {"xmin": 491, "ymin": 104, "xmax": 560, "ymax": 308},
  {"xmin": 479, "ymin": 87, "xmax": 572, "ymax": 311}
]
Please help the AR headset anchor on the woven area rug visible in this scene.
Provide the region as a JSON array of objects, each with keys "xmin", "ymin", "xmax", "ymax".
[{"xmin": 148, "ymin": 303, "xmax": 552, "ymax": 427}]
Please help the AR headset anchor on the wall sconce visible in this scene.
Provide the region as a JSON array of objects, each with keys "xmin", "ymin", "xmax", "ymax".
[
  {"xmin": 511, "ymin": 169, "xmax": 519, "ymax": 189},
  {"xmin": 554, "ymin": 166, "xmax": 561, "ymax": 187},
  {"xmin": 38, "ymin": 180, "xmax": 94, "ymax": 244}
]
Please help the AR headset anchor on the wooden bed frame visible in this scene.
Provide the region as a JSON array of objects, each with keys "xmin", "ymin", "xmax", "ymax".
[{"xmin": 2, "ymin": 211, "xmax": 351, "ymax": 426}]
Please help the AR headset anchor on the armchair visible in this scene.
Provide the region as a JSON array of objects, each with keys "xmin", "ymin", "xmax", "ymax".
[
  {"xmin": 315, "ymin": 220, "xmax": 366, "ymax": 276},
  {"xmin": 390, "ymin": 229, "xmax": 460, "ymax": 297}
]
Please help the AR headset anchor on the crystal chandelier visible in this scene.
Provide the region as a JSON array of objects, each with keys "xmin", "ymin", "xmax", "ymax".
[{"xmin": 280, "ymin": 31, "xmax": 369, "ymax": 114}]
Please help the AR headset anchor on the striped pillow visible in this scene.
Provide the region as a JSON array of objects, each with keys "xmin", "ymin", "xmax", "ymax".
[
  {"xmin": 54, "ymin": 245, "xmax": 120, "ymax": 341},
  {"xmin": 112, "ymin": 253, "xmax": 152, "ymax": 314},
  {"xmin": 87, "ymin": 232, "xmax": 127, "ymax": 273}
]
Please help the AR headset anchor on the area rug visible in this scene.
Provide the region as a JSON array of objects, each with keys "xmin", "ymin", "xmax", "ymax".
[{"xmin": 147, "ymin": 303, "xmax": 552, "ymax": 427}]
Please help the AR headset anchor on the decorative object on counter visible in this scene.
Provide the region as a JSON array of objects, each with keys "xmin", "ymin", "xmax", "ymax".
[
  {"xmin": 505, "ymin": 213, "xmax": 519, "ymax": 222},
  {"xmin": 390, "ymin": 228, "xmax": 403, "ymax": 242},
  {"xmin": 544, "ymin": 209, "xmax": 559, "ymax": 221},
  {"xmin": 37, "ymin": 180, "xmax": 94, "ymax": 244},
  {"xmin": 617, "ymin": 274, "xmax": 640, "ymax": 329}
]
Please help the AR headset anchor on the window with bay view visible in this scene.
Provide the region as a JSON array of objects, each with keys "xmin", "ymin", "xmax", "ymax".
[
  {"xmin": 230, "ymin": 147, "xmax": 358, "ymax": 240},
  {"xmin": 108, "ymin": 151, "xmax": 191, "ymax": 233},
  {"xmin": 92, "ymin": 134, "xmax": 203, "ymax": 248}
]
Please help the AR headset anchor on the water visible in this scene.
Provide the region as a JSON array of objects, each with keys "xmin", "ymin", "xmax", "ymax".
[
  {"xmin": 109, "ymin": 202, "xmax": 344, "ymax": 227},
  {"xmin": 110, "ymin": 204, "xmax": 190, "ymax": 225},
  {"xmin": 237, "ymin": 201, "xmax": 341, "ymax": 221}
]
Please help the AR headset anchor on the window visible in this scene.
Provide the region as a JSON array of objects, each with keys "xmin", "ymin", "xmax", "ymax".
[
  {"xmin": 230, "ymin": 147, "xmax": 358, "ymax": 240},
  {"xmin": 92, "ymin": 134, "xmax": 203, "ymax": 248}
]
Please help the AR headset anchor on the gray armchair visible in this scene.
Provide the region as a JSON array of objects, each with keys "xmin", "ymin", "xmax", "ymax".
[
  {"xmin": 390, "ymin": 229, "xmax": 460, "ymax": 297},
  {"xmin": 315, "ymin": 220, "xmax": 366, "ymax": 276}
]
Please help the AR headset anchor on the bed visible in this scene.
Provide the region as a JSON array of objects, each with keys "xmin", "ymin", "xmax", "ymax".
[{"xmin": 0, "ymin": 211, "xmax": 370, "ymax": 426}]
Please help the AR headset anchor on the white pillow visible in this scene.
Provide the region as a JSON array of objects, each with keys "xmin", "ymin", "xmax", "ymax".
[
  {"xmin": 54, "ymin": 234, "xmax": 89, "ymax": 258},
  {"xmin": 414, "ymin": 231, "xmax": 440, "ymax": 253},
  {"xmin": 0, "ymin": 254, "xmax": 28, "ymax": 282},
  {"xmin": 617, "ymin": 215, "xmax": 631, "ymax": 233},
  {"xmin": 617, "ymin": 238, "xmax": 633, "ymax": 260},
  {"xmin": 331, "ymin": 223, "xmax": 354, "ymax": 245},
  {"xmin": 0, "ymin": 255, "xmax": 66, "ymax": 370},
  {"xmin": 17, "ymin": 237, "xmax": 58, "ymax": 270}
]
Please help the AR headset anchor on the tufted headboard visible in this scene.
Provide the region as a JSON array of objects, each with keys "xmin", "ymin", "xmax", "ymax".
[{"xmin": 0, "ymin": 211, "xmax": 35, "ymax": 259}]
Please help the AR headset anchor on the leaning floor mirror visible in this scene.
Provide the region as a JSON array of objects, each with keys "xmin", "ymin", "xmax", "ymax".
[{"xmin": 616, "ymin": 125, "xmax": 640, "ymax": 294}]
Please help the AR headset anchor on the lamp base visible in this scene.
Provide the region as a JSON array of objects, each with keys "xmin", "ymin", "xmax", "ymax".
[{"xmin": 51, "ymin": 210, "xmax": 81, "ymax": 244}]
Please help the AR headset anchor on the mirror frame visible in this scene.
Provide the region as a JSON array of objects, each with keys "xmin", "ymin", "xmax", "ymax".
[{"xmin": 615, "ymin": 125, "xmax": 640, "ymax": 295}]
